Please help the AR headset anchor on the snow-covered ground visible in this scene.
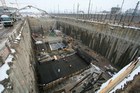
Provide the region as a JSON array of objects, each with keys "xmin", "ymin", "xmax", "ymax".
[
  {"xmin": 0, "ymin": 53, "xmax": 14, "ymax": 93},
  {"xmin": 35, "ymin": 41, "xmax": 43, "ymax": 44},
  {"xmin": 0, "ymin": 84, "xmax": 4, "ymax": 93},
  {"xmin": 110, "ymin": 65, "xmax": 140, "ymax": 93},
  {"xmin": 96, "ymin": 62, "xmax": 131, "ymax": 93},
  {"xmin": 5, "ymin": 54, "xmax": 14, "ymax": 63},
  {"xmin": 0, "ymin": 20, "xmax": 25, "ymax": 93},
  {"xmin": 97, "ymin": 57, "xmax": 140, "ymax": 93},
  {"xmin": 0, "ymin": 63, "xmax": 10, "ymax": 81},
  {"xmin": 10, "ymin": 49, "xmax": 16, "ymax": 54}
]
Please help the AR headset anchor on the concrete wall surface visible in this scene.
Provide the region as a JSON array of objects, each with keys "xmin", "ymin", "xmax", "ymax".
[
  {"xmin": 3, "ymin": 19, "xmax": 38, "ymax": 93},
  {"xmin": 56, "ymin": 18, "xmax": 140, "ymax": 68}
]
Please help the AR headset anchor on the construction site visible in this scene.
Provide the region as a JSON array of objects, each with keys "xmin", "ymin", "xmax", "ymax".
[{"xmin": 0, "ymin": 0, "xmax": 140, "ymax": 93}]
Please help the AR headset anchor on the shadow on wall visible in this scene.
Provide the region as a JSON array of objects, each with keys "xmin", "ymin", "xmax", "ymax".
[{"xmin": 56, "ymin": 21, "xmax": 140, "ymax": 69}]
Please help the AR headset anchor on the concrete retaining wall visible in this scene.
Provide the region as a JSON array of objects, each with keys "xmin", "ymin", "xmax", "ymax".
[
  {"xmin": 1, "ymin": 19, "xmax": 38, "ymax": 93},
  {"xmin": 56, "ymin": 18, "xmax": 140, "ymax": 68}
]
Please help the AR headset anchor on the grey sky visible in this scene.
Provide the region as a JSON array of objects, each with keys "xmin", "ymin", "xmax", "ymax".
[{"xmin": 2, "ymin": 0, "xmax": 140, "ymax": 13}]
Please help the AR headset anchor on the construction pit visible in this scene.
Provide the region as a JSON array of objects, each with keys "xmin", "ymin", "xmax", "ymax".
[
  {"xmin": 30, "ymin": 19, "xmax": 107, "ymax": 93},
  {"xmin": 28, "ymin": 17, "xmax": 119, "ymax": 93},
  {"xmin": 0, "ymin": 16, "xmax": 140, "ymax": 93}
]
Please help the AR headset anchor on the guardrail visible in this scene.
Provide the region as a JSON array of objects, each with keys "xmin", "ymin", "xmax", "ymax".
[{"xmin": 53, "ymin": 14, "xmax": 140, "ymax": 27}]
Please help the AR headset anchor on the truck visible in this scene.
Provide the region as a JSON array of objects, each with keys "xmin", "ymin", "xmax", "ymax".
[{"xmin": 0, "ymin": 15, "xmax": 14, "ymax": 27}]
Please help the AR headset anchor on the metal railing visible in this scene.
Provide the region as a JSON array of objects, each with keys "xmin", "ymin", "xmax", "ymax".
[{"xmin": 53, "ymin": 13, "xmax": 140, "ymax": 27}]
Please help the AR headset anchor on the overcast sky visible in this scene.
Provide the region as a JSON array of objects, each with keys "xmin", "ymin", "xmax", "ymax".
[{"xmin": 1, "ymin": 0, "xmax": 140, "ymax": 13}]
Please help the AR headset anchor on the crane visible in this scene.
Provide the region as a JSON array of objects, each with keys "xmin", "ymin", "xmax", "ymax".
[
  {"xmin": 9, "ymin": 5, "xmax": 54, "ymax": 22},
  {"xmin": 129, "ymin": 1, "xmax": 140, "ymax": 25},
  {"xmin": 17, "ymin": 5, "xmax": 48, "ymax": 15}
]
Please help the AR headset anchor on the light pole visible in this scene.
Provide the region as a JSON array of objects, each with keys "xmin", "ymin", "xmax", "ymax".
[
  {"xmin": 88, "ymin": 0, "xmax": 91, "ymax": 18},
  {"xmin": 76, "ymin": 3, "xmax": 79, "ymax": 19},
  {"xmin": 120, "ymin": 0, "xmax": 125, "ymax": 13}
]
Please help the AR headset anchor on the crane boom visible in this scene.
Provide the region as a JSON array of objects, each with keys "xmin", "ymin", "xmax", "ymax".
[{"xmin": 16, "ymin": 5, "xmax": 48, "ymax": 15}]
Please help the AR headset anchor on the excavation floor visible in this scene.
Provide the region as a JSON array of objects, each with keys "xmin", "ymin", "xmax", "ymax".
[{"xmin": 37, "ymin": 54, "xmax": 89, "ymax": 84}]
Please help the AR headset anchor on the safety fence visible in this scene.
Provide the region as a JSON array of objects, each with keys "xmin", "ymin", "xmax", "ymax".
[{"xmin": 54, "ymin": 14, "xmax": 140, "ymax": 27}]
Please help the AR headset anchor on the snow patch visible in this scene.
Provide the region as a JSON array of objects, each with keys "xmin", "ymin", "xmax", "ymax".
[
  {"xmin": 16, "ymin": 34, "xmax": 21, "ymax": 40},
  {"xmin": 124, "ymin": 26, "xmax": 140, "ymax": 30},
  {"xmin": 10, "ymin": 49, "xmax": 16, "ymax": 53},
  {"xmin": 96, "ymin": 62, "xmax": 132, "ymax": 93},
  {"xmin": 5, "ymin": 54, "xmax": 14, "ymax": 63},
  {"xmin": 0, "ymin": 84, "xmax": 4, "ymax": 93},
  {"xmin": 0, "ymin": 63, "xmax": 10, "ymax": 81},
  {"xmin": 91, "ymin": 63, "xmax": 101, "ymax": 71},
  {"xmin": 138, "ymin": 57, "xmax": 140, "ymax": 60},
  {"xmin": 14, "ymin": 40, "xmax": 19, "ymax": 44},
  {"xmin": 0, "ymin": 54, "xmax": 14, "ymax": 92},
  {"xmin": 35, "ymin": 41, "xmax": 43, "ymax": 44},
  {"xmin": 16, "ymin": 36, "xmax": 21, "ymax": 40},
  {"xmin": 110, "ymin": 66, "xmax": 140, "ymax": 93}
]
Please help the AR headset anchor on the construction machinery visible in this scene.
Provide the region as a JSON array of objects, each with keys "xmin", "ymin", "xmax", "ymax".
[
  {"xmin": 17, "ymin": 5, "xmax": 48, "ymax": 16},
  {"xmin": 0, "ymin": 14, "xmax": 14, "ymax": 27}
]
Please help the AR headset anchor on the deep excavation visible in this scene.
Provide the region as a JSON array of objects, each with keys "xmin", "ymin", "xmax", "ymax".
[
  {"xmin": 0, "ymin": 16, "xmax": 140, "ymax": 93},
  {"xmin": 29, "ymin": 17, "xmax": 140, "ymax": 93},
  {"xmin": 0, "ymin": 1, "xmax": 140, "ymax": 93}
]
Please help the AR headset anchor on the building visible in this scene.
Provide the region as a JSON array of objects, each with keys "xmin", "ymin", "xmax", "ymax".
[
  {"xmin": 125, "ymin": 8, "xmax": 140, "ymax": 15},
  {"xmin": 111, "ymin": 7, "xmax": 121, "ymax": 14}
]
